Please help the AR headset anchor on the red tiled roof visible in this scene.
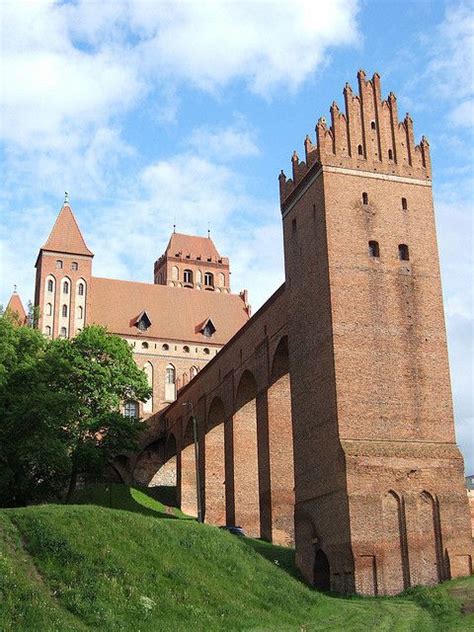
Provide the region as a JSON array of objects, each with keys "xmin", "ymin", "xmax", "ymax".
[
  {"xmin": 89, "ymin": 277, "xmax": 249, "ymax": 344},
  {"xmin": 42, "ymin": 204, "xmax": 93, "ymax": 256},
  {"xmin": 5, "ymin": 292, "xmax": 27, "ymax": 324},
  {"xmin": 166, "ymin": 232, "xmax": 221, "ymax": 261}
]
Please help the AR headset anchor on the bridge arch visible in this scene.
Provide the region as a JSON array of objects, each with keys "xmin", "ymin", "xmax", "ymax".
[{"xmin": 204, "ymin": 396, "xmax": 226, "ymax": 525}]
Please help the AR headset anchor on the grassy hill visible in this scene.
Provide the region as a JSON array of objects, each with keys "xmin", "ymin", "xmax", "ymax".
[{"xmin": 0, "ymin": 489, "xmax": 473, "ymax": 631}]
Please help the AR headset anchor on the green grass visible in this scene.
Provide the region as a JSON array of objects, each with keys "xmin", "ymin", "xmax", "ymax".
[{"xmin": 0, "ymin": 502, "xmax": 473, "ymax": 631}]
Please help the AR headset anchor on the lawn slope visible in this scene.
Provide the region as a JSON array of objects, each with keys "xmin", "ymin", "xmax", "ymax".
[{"xmin": 0, "ymin": 503, "xmax": 472, "ymax": 631}]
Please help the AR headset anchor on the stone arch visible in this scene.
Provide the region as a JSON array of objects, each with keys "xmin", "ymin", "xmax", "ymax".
[
  {"xmin": 382, "ymin": 490, "xmax": 410, "ymax": 594},
  {"xmin": 314, "ymin": 549, "xmax": 331, "ymax": 591},
  {"xmin": 204, "ymin": 396, "xmax": 226, "ymax": 525},
  {"xmin": 133, "ymin": 438, "xmax": 165, "ymax": 486},
  {"xmin": 233, "ymin": 370, "xmax": 259, "ymax": 536},
  {"xmin": 416, "ymin": 490, "xmax": 443, "ymax": 585},
  {"xmin": 268, "ymin": 335, "xmax": 294, "ymax": 545},
  {"xmin": 181, "ymin": 418, "xmax": 197, "ymax": 517}
]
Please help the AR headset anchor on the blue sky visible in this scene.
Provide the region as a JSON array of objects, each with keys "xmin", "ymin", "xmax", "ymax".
[{"xmin": 0, "ymin": 0, "xmax": 472, "ymax": 471}]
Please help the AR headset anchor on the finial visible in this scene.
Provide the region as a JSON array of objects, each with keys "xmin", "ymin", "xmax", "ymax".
[
  {"xmin": 207, "ymin": 222, "xmax": 210, "ymax": 239},
  {"xmin": 64, "ymin": 191, "xmax": 69, "ymax": 205},
  {"xmin": 173, "ymin": 223, "xmax": 176, "ymax": 233},
  {"xmin": 13, "ymin": 284, "xmax": 17, "ymax": 293}
]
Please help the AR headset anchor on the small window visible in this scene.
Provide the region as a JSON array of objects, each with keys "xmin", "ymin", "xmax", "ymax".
[
  {"xmin": 402, "ymin": 197, "xmax": 408, "ymax": 210},
  {"xmin": 71, "ymin": 262, "xmax": 78, "ymax": 271},
  {"xmin": 190, "ymin": 366, "xmax": 198, "ymax": 378},
  {"xmin": 142, "ymin": 341, "xmax": 149, "ymax": 349},
  {"xmin": 204, "ymin": 272, "xmax": 214, "ymax": 287},
  {"xmin": 124, "ymin": 400, "xmax": 139, "ymax": 418},
  {"xmin": 388, "ymin": 149, "xmax": 393, "ymax": 160},
  {"xmin": 56, "ymin": 260, "xmax": 63, "ymax": 269},
  {"xmin": 166, "ymin": 365, "xmax": 176, "ymax": 384},
  {"xmin": 45, "ymin": 326, "xmax": 51, "ymax": 336},
  {"xmin": 362, "ymin": 192, "xmax": 369, "ymax": 205},
  {"xmin": 358, "ymin": 144, "xmax": 363, "ymax": 156},
  {"xmin": 77, "ymin": 305, "xmax": 83, "ymax": 319},
  {"xmin": 292, "ymin": 218, "xmax": 297, "ymax": 233},
  {"xmin": 398, "ymin": 244, "xmax": 410, "ymax": 261},
  {"xmin": 63, "ymin": 281, "xmax": 69, "ymax": 294},
  {"xmin": 62, "ymin": 304, "xmax": 68, "ymax": 317},
  {"xmin": 78, "ymin": 283, "xmax": 84, "ymax": 296},
  {"xmin": 368, "ymin": 241, "xmax": 380, "ymax": 258},
  {"xmin": 183, "ymin": 345, "xmax": 190, "ymax": 353},
  {"xmin": 47, "ymin": 279, "xmax": 54, "ymax": 292},
  {"xmin": 60, "ymin": 326, "xmax": 67, "ymax": 337},
  {"xmin": 203, "ymin": 347, "xmax": 210, "ymax": 355},
  {"xmin": 370, "ymin": 121, "xmax": 376, "ymax": 130},
  {"xmin": 162, "ymin": 343, "xmax": 169, "ymax": 351},
  {"xmin": 184, "ymin": 269, "xmax": 193, "ymax": 284},
  {"xmin": 46, "ymin": 302, "xmax": 52, "ymax": 316}
]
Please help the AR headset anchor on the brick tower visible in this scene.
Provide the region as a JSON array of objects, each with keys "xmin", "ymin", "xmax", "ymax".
[
  {"xmin": 280, "ymin": 71, "xmax": 472, "ymax": 594},
  {"xmin": 35, "ymin": 195, "xmax": 93, "ymax": 338}
]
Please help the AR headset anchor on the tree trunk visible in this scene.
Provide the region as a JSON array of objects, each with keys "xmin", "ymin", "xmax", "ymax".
[{"xmin": 65, "ymin": 467, "xmax": 77, "ymax": 504}]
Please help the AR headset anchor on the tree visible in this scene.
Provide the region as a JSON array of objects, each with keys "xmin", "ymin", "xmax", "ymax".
[{"xmin": 0, "ymin": 319, "xmax": 151, "ymax": 507}]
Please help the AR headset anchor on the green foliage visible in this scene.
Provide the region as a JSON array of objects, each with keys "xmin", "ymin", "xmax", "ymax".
[
  {"xmin": 0, "ymin": 318, "xmax": 151, "ymax": 507},
  {"xmin": 1, "ymin": 504, "xmax": 472, "ymax": 631}
]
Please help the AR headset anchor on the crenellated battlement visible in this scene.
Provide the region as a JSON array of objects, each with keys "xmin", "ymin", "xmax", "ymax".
[{"xmin": 279, "ymin": 70, "xmax": 431, "ymax": 206}]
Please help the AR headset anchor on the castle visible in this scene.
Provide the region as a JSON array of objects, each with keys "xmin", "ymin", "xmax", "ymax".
[{"xmin": 6, "ymin": 71, "xmax": 472, "ymax": 595}]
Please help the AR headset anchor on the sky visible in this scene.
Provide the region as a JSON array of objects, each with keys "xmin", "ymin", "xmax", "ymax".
[{"xmin": 0, "ymin": 0, "xmax": 472, "ymax": 472}]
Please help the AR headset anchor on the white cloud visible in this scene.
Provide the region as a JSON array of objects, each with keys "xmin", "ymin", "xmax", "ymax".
[
  {"xmin": 449, "ymin": 100, "xmax": 474, "ymax": 128},
  {"xmin": 187, "ymin": 116, "xmax": 259, "ymax": 161}
]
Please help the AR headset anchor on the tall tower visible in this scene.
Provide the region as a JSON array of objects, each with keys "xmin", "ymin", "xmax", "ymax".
[
  {"xmin": 35, "ymin": 196, "xmax": 93, "ymax": 338},
  {"xmin": 281, "ymin": 71, "xmax": 472, "ymax": 594}
]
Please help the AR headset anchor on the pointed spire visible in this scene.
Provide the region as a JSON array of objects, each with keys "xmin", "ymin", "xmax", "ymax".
[
  {"xmin": 5, "ymin": 289, "xmax": 27, "ymax": 325},
  {"xmin": 41, "ymin": 199, "xmax": 93, "ymax": 257}
]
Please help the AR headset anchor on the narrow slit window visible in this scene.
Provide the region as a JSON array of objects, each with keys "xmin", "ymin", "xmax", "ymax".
[
  {"xmin": 78, "ymin": 283, "xmax": 84, "ymax": 296},
  {"xmin": 362, "ymin": 192, "xmax": 369, "ymax": 205},
  {"xmin": 398, "ymin": 244, "xmax": 410, "ymax": 261},
  {"xmin": 47, "ymin": 279, "xmax": 54, "ymax": 292},
  {"xmin": 358, "ymin": 144, "xmax": 363, "ymax": 156},
  {"xmin": 63, "ymin": 281, "xmax": 69, "ymax": 294},
  {"xmin": 370, "ymin": 121, "xmax": 376, "ymax": 130},
  {"xmin": 402, "ymin": 197, "xmax": 408, "ymax": 210},
  {"xmin": 62, "ymin": 304, "xmax": 68, "ymax": 317},
  {"xmin": 388, "ymin": 149, "xmax": 393, "ymax": 160},
  {"xmin": 368, "ymin": 241, "xmax": 380, "ymax": 258}
]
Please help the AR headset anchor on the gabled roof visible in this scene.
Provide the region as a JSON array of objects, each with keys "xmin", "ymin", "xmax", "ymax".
[
  {"xmin": 41, "ymin": 203, "xmax": 93, "ymax": 257},
  {"xmin": 130, "ymin": 310, "xmax": 152, "ymax": 329},
  {"xmin": 5, "ymin": 291, "xmax": 27, "ymax": 325},
  {"xmin": 89, "ymin": 277, "xmax": 249, "ymax": 344},
  {"xmin": 165, "ymin": 232, "xmax": 221, "ymax": 261},
  {"xmin": 196, "ymin": 317, "xmax": 216, "ymax": 336}
]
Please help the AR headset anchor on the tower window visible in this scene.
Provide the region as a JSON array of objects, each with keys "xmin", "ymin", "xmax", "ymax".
[
  {"xmin": 56, "ymin": 260, "xmax": 63, "ymax": 269},
  {"xmin": 71, "ymin": 262, "xmax": 78, "ymax": 271},
  {"xmin": 60, "ymin": 326, "xmax": 67, "ymax": 337},
  {"xmin": 368, "ymin": 241, "xmax": 380, "ymax": 258},
  {"xmin": 62, "ymin": 304, "xmax": 68, "ymax": 317},
  {"xmin": 402, "ymin": 197, "xmax": 408, "ymax": 210},
  {"xmin": 362, "ymin": 192, "xmax": 369, "ymax": 205},
  {"xmin": 78, "ymin": 283, "xmax": 84, "ymax": 296},
  {"xmin": 357, "ymin": 144, "xmax": 363, "ymax": 156},
  {"xmin": 398, "ymin": 244, "xmax": 410, "ymax": 261},
  {"xmin": 47, "ymin": 279, "xmax": 54, "ymax": 292},
  {"xmin": 204, "ymin": 272, "xmax": 214, "ymax": 287},
  {"xmin": 63, "ymin": 281, "xmax": 69, "ymax": 294},
  {"xmin": 45, "ymin": 326, "xmax": 51, "ymax": 336},
  {"xmin": 183, "ymin": 269, "xmax": 193, "ymax": 284},
  {"xmin": 388, "ymin": 149, "xmax": 393, "ymax": 160},
  {"xmin": 124, "ymin": 400, "xmax": 139, "ymax": 418},
  {"xmin": 370, "ymin": 120, "xmax": 376, "ymax": 130},
  {"xmin": 46, "ymin": 303, "xmax": 52, "ymax": 316},
  {"xmin": 77, "ymin": 305, "xmax": 83, "ymax": 319}
]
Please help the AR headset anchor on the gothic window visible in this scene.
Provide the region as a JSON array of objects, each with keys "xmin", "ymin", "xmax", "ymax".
[
  {"xmin": 204, "ymin": 272, "xmax": 214, "ymax": 287},
  {"xmin": 45, "ymin": 326, "xmax": 51, "ymax": 336},
  {"xmin": 78, "ymin": 283, "xmax": 84, "ymax": 296},
  {"xmin": 358, "ymin": 144, "xmax": 363, "ymax": 156},
  {"xmin": 190, "ymin": 366, "xmax": 198, "ymax": 379},
  {"xmin": 402, "ymin": 197, "xmax": 408, "ymax": 210},
  {"xmin": 368, "ymin": 241, "xmax": 380, "ymax": 258},
  {"xmin": 388, "ymin": 149, "xmax": 393, "ymax": 160},
  {"xmin": 47, "ymin": 279, "xmax": 54, "ymax": 292},
  {"xmin": 71, "ymin": 262, "xmax": 78, "ymax": 271},
  {"xmin": 77, "ymin": 306, "xmax": 83, "ymax": 319},
  {"xmin": 362, "ymin": 192, "xmax": 369, "ymax": 205},
  {"xmin": 183, "ymin": 345, "xmax": 190, "ymax": 353},
  {"xmin": 162, "ymin": 343, "xmax": 169, "ymax": 351},
  {"xmin": 398, "ymin": 244, "xmax": 410, "ymax": 261},
  {"xmin": 166, "ymin": 364, "xmax": 176, "ymax": 384},
  {"xmin": 124, "ymin": 401, "xmax": 139, "ymax": 418},
  {"xmin": 62, "ymin": 304, "xmax": 68, "ymax": 317},
  {"xmin": 183, "ymin": 269, "xmax": 193, "ymax": 284},
  {"xmin": 60, "ymin": 326, "xmax": 67, "ymax": 337},
  {"xmin": 63, "ymin": 281, "xmax": 69, "ymax": 294},
  {"xmin": 46, "ymin": 303, "xmax": 52, "ymax": 316},
  {"xmin": 56, "ymin": 260, "xmax": 63, "ymax": 269}
]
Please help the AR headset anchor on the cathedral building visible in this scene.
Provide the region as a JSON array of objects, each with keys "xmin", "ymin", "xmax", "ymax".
[{"xmin": 29, "ymin": 200, "xmax": 250, "ymax": 416}]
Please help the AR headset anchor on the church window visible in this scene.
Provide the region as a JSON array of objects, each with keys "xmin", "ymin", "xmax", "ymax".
[
  {"xmin": 184, "ymin": 269, "xmax": 193, "ymax": 284},
  {"xmin": 402, "ymin": 197, "xmax": 408, "ymax": 210},
  {"xmin": 388, "ymin": 149, "xmax": 393, "ymax": 160},
  {"xmin": 204, "ymin": 272, "xmax": 214, "ymax": 287},
  {"xmin": 56, "ymin": 260, "xmax": 63, "ymax": 269},
  {"xmin": 77, "ymin": 306, "xmax": 83, "ymax": 319},
  {"xmin": 142, "ymin": 341, "xmax": 149, "ymax": 349},
  {"xmin": 63, "ymin": 281, "xmax": 69, "ymax": 294},
  {"xmin": 78, "ymin": 283, "xmax": 84, "ymax": 296},
  {"xmin": 166, "ymin": 364, "xmax": 176, "ymax": 384},
  {"xmin": 368, "ymin": 240, "xmax": 380, "ymax": 258},
  {"xmin": 398, "ymin": 244, "xmax": 410, "ymax": 261},
  {"xmin": 203, "ymin": 347, "xmax": 210, "ymax": 355},
  {"xmin": 162, "ymin": 343, "xmax": 169, "ymax": 351},
  {"xmin": 362, "ymin": 192, "xmax": 369, "ymax": 205},
  {"xmin": 71, "ymin": 262, "xmax": 78, "ymax": 271},
  {"xmin": 47, "ymin": 279, "xmax": 54, "ymax": 292},
  {"xmin": 62, "ymin": 304, "xmax": 68, "ymax": 317},
  {"xmin": 124, "ymin": 400, "xmax": 139, "ymax": 418},
  {"xmin": 358, "ymin": 144, "xmax": 363, "ymax": 156},
  {"xmin": 183, "ymin": 345, "xmax": 190, "ymax": 353},
  {"xmin": 45, "ymin": 326, "xmax": 51, "ymax": 336},
  {"xmin": 46, "ymin": 303, "xmax": 52, "ymax": 316},
  {"xmin": 60, "ymin": 326, "xmax": 67, "ymax": 337}
]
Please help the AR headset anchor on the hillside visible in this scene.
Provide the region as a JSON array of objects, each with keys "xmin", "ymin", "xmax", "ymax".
[{"xmin": 0, "ymin": 498, "xmax": 473, "ymax": 631}]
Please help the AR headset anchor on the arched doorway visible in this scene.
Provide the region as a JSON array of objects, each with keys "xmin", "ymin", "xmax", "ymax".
[{"xmin": 313, "ymin": 549, "xmax": 330, "ymax": 591}]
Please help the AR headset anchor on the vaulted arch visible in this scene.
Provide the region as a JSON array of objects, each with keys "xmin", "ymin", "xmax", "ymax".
[
  {"xmin": 181, "ymin": 417, "xmax": 197, "ymax": 517},
  {"xmin": 204, "ymin": 397, "xmax": 226, "ymax": 525}
]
